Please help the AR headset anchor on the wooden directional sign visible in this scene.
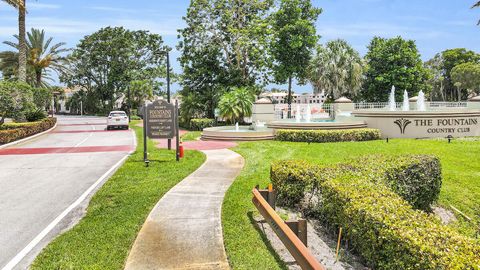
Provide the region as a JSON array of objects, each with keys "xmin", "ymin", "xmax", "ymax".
[{"xmin": 146, "ymin": 99, "xmax": 175, "ymax": 139}]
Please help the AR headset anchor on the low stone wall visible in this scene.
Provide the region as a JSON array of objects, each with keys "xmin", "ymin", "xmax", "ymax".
[{"xmin": 352, "ymin": 110, "xmax": 480, "ymax": 138}]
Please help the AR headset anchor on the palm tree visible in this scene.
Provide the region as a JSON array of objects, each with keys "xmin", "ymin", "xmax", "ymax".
[
  {"xmin": 2, "ymin": 0, "xmax": 27, "ymax": 82},
  {"xmin": 309, "ymin": 39, "xmax": 364, "ymax": 100},
  {"xmin": 1, "ymin": 28, "xmax": 70, "ymax": 87},
  {"xmin": 218, "ymin": 87, "xmax": 255, "ymax": 124},
  {"xmin": 473, "ymin": 1, "xmax": 480, "ymax": 24}
]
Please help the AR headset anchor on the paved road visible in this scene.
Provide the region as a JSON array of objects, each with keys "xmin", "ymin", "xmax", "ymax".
[{"xmin": 0, "ymin": 116, "xmax": 135, "ymax": 270}]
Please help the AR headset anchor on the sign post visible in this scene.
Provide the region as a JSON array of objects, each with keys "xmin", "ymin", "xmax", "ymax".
[
  {"xmin": 143, "ymin": 102, "xmax": 149, "ymax": 165},
  {"xmin": 175, "ymin": 100, "xmax": 180, "ymax": 161}
]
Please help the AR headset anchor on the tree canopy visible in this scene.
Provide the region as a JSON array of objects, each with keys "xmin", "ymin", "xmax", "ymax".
[
  {"xmin": 177, "ymin": 0, "xmax": 273, "ymax": 120},
  {"xmin": 425, "ymin": 48, "xmax": 479, "ymax": 101},
  {"xmin": 362, "ymin": 36, "xmax": 430, "ymax": 102},
  {"xmin": 270, "ymin": 0, "xmax": 321, "ymax": 113},
  {"xmin": 62, "ymin": 27, "xmax": 168, "ymax": 113},
  {"xmin": 309, "ymin": 39, "xmax": 364, "ymax": 100},
  {"xmin": 451, "ymin": 62, "xmax": 480, "ymax": 99}
]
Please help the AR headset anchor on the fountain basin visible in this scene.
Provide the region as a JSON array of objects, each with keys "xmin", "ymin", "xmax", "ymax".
[
  {"xmin": 201, "ymin": 126, "xmax": 275, "ymax": 141},
  {"xmin": 267, "ymin": 119, "xmax": 367, "ymax": 130},
  {"xmin": 352, "ymin": 110, "xmax": 480, "ymax": 138}
]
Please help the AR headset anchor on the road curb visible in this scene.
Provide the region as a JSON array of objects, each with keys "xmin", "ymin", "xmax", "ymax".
[{"xmin": 0, "ymin": 120, "xmax": 58, "ymax": 150}]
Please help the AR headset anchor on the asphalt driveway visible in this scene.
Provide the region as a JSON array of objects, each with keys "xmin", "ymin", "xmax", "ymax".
[{"xmin": 0, "ymin": 115, "xmax": 135, "ymax": 270}]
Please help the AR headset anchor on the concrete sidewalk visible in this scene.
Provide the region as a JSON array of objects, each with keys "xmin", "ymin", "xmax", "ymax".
[{"xmin": 125, "ymin": 149, "xmax": 244, "ymax": 270}]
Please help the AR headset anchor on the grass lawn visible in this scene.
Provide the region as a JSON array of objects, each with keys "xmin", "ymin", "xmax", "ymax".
[
  {"xmin": 222, "ymin": 138, "xmax": 480, "ymax": 269},
  {"xmin": 31, "ymin": 121, "xmax": 205, "ymax": 269},
  {"xmin": 181, "ymin": 130, "xmax": 202, "ymax": 141}
]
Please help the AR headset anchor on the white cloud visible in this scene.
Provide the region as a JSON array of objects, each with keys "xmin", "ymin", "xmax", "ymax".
[
  {"xmin": 27, "ymin": 17, "xmax": 99, "ymax": 35},
  {"xmin": 112, "ymin": 19, "xmax": 184, "ymax": 36},
  {"xmin": 318, "ymin": 22, "xmax": 448, "ymax": 40},
  {"xmin": 28, "ymin": 3, "xmax": 61, "ymax": 10},
  {"xmin": 90, "ymin": 6, "xmax": 135, "ymax": 13}
]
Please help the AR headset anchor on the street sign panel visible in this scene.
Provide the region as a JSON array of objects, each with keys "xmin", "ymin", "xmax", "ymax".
[{"xmin": 146, "ymin": 99, "xmax": 175, "ymax": 139}]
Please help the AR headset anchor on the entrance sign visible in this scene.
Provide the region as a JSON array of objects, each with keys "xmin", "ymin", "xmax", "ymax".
[
  {"xmin": 143, "ymin": 99, "xmax": 180, "ymax": 164},
  {"xmin": 352, "ymin": 111, "xmax": 480, "ymax": 138},
  {"xmin": 146, "ymin": 100, "xmax": 175, "ymax": 139}
]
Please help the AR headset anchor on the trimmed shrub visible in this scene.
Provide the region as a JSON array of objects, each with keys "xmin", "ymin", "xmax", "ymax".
[
  {"xmin": 270, "ymin": 156, "xmax": 480, "ymax": 269},
  {"xmin": 275, "ymin": 128, "xmax": 381, "ymax": 143},
  {"xmin": 0, "ymin": 118, "xmax": 56, "ymax": 144},
  {"xmin": 320, "ymin": 176, "xmax": 480, "ymax": 269},
  {"xmin": 270, "ymin": 160, "xmax": 320, "ymax": 206},
  {"xmin": 190, "ymin": 118, "xmax": 215, "ymax": 131},
  {"xmin": 25, "ymin": 110, "xmax": 48, "ymax": 122},
  {"xmin": 352, "ymin": 155, "xmax": 442, "ymax": 210}
]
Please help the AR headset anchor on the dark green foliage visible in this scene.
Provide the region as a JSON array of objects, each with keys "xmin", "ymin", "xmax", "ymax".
[
  {"xmin": 218, "ymin": 87, "xmax": 255, "ymax": 124},
  {"xmin": 177, "ymin": 0, "xmax": 273, "ymax": 120},
  {"xmin": 270, "ymin": 156, "xmax": 480, "ymax": 269},
  {"xmin": 362, "ymin": 36, "xmax": 430, "ymax": 102},
  {"xmin": 0, "ymin": 80, "xmax": 34, "ymax": 123},
  {"xmin": 0, "ymin": 117, "xmax": 56, "ymax": 144},
  {"xmin": 63, "ymin": 27, "xmax": 168, "ymax": 114},
  {"xmin": 275, "ymin": 128, "xmax": 381, "ymax": 143},
  {"xmin": 189, "ymin": 118, "xmax": 215, "ymax": 131},
  {"xmin": 352, "ymin": 155, "xmax": 442, "ymax": 210},
  {"xmin": 271, "ymin": 0, "xmax": 321, "ymax": 109},
  {"xmin": 25, "ymin": 110, "xmax": 47, "ymax": 122}
]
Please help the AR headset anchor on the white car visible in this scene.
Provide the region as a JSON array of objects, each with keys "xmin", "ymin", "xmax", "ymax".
[{"xmin": 107, "ymin": 111, "xmax": 129, "ymax": 130}]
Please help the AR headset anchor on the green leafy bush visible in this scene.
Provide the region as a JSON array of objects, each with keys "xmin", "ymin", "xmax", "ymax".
[
  {"xmin": 270, "ymin": 156, "xmax": 480, "ymax": 269},
  {"xmin": 270, "ymin": 160, "xmax": 320, "ymax": 206},
  {"xmin": 190, "ymin": 118, "xmax": 215, "ymax": 131},
  {"xmin": 0, "ymin": 81, "xmax": 34, "ymax": 123},
  {"xmin": 275, "ymin": 128, "xmax": 381, "ymax": 143},
  {"xmin": 25, "ymin": 110, "xmax": 48, "ymax": 122},
  {"xmin": 351, "ymin": 155, "xmax": 442, "ymax": 210},
  {"xmin": 0, "ymin": 118, "xmax": 56, "ymax": 144}
]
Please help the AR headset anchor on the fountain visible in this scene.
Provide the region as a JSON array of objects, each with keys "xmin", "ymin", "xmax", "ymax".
[
  {"xmin": 305, "ymin": 104, "xmax": 311, "ymax": 123},
  {"xmin": 235, "ymin": 122, "xmax": 239, "ymax": 131},
  {"xmin": 417, "ymin": 90, "xmax": 426, "ymax": 111},
  {"xmin": 402, "ymin": 90, "xmax": 410, "ymax": 111},
  {"xmin": 295, "ymin": 105, "xmax": 301, "ymax": 123},
  {"xmin": 388, "ymin": 86, "xmax": 396, "ymax": 111}
]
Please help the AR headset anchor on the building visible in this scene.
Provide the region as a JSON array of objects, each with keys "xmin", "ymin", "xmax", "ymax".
[{"xmin": 259, "ymin": 92, "xmax": 325, "ymax": 104}]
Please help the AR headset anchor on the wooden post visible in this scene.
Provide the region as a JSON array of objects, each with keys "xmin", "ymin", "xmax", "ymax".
[
  {"xmin": 267, "ymin": 184, "xmax": 276, "ymax": 210},
  {"xmin": 335, "ymin": 227, "xmax": 342, "ymax": 261},
  {"xmin": 285, "ymin": 220, "xmax": 299, "ymax": 236},
  {"xmin": 298, "ymin": 219, "xmax": 307, "ymax": 246}
]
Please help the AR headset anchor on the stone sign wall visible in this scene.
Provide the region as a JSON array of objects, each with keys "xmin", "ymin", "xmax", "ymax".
[{"xmin": 352, "ymin": 111, "xmax": 480, "ymax": 138}]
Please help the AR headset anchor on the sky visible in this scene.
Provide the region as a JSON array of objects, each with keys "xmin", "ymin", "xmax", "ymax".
[{"xmin": 0, "ymin": 0, "xmax": 479, "ymax": 93}]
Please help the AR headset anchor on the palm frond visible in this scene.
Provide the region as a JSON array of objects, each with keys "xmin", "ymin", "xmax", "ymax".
[{"xmin": 1, "ymin": 0, "xmax": 24, "ymax": 9}]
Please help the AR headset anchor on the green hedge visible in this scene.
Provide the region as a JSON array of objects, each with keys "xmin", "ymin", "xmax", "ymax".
[
  {"xmin": 275, "ymin": 128, "xmax": 381, "ymax": 143},
  {"xmin": 270, "ymin": 156, "xmax": 480, "ymax": 269},
  {"xmin": 190, "ymin": 118, "xmax": 215, "ymax": 131},
  {"xmin": 351, "ymin": 155, "xmax": 442, "ymax": 210},
  {"xmin": 0, "ymin": 118, "xmax": 56, "ymax": 144}
]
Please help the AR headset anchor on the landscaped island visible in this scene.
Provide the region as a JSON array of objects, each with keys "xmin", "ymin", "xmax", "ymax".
[{"xmin": 223, "ymin": 138, "xmax": 480, "ymax": 269}]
